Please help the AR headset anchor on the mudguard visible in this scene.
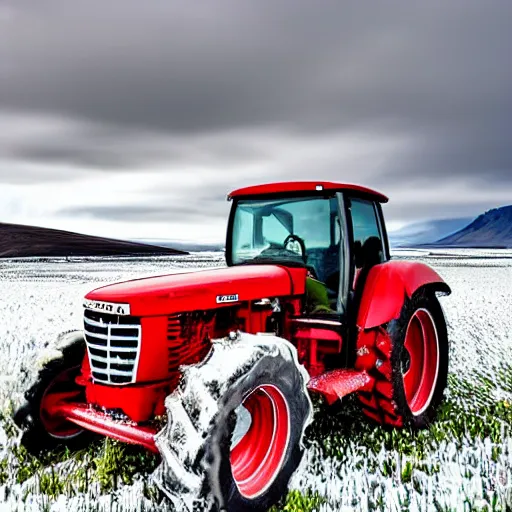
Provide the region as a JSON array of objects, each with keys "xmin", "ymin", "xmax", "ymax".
[{"xmin": 357, "ymin": 261, "xmax": 450, "ymax": 329}]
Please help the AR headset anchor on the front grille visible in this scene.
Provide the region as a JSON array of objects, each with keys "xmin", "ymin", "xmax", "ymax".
[{"xmin": 84, "ymin": 309, "xmax": 141, "ymax": 385}]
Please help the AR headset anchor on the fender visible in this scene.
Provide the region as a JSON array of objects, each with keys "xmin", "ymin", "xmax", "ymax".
[{"xmin": 357, "ymin": 260, "xmax": 450, "ymax": 329}]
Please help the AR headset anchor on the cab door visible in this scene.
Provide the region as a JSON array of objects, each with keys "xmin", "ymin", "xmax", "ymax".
[
  {"xmin": 346, "ymin": 196, "xmax": 389, "ymax": 294},
  {"xmin": 292, "ymin": 193, "xmax": 349, "ymax": 375}
]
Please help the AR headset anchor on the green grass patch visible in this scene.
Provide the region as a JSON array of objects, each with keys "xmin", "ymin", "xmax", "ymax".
[
  {"xmin": 93, "ymin": 437, "xmax": 159, "ymax": 492},
  {"xmin": 270, "ymin": 489, "xmax": 326, "ymax": 512},
  {"xmin": 0, "ymin": 419, "xmax": 160, "ymax": 501},
  {"xmin": 0, "ymin": 403, "xmax": 19, "ymax": 440},
  {"xmin": 497, "ymin": 362, "xmax": 512, "ymax": 394}
]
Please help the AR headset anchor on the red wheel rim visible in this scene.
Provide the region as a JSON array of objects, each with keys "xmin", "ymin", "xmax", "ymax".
[
  {"xmin": 402, "ymin": 308, "xmax": 440, "ymax": 416},
  {"xmin": 230, "ymin": 384, "xmax": 290, "ymax": 499},
  {"xmin": 40, "ymin": 367, "xmax": 83, "ymax": 439}
]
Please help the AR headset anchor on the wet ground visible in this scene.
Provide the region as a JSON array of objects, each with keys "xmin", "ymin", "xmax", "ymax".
[{"xmin": 0, "ymin": 249, "xmax": 511, "ymax": 511}]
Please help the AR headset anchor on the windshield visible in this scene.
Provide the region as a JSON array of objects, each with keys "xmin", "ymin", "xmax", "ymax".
[{"xmin": 231, "ymin": 196, "xmax": 341, "ymax": 283}]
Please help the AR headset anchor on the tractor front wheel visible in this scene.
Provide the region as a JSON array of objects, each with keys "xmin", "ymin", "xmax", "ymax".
[
  {"xmin": 14, "ymin": 331, "xmax": 90, "ymax": 454},
  {"xmin": 357, "ymin": 289, "xmax": 449, "ymax": 428},
  {"xmin": 206, "ymin": 353, "xmax": 309, "ymax": 511},
  {"xmin": 153, "ymin": 333, "xmax": 312, "ymax": 512}
]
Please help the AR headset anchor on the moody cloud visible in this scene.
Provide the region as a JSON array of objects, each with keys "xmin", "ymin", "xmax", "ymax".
[{"xmin": 0, "ymin": 0, "xmax": 511, "ymax": 237}]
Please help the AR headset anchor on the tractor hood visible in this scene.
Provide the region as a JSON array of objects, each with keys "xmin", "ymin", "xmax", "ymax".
[{"xmin": 84, "ymin": 265, "xmax": 306, "ymax": 317}]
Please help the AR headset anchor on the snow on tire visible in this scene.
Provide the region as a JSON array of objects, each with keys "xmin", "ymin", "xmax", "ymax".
[{"xmin": 153, "ymin": 332, "xmax": 312, "ymax": 512}]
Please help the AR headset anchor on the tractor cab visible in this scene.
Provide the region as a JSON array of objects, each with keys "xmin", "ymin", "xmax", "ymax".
[{"xmin": 226, "ymin": 182, "xmax": 390, "ymax": 317}]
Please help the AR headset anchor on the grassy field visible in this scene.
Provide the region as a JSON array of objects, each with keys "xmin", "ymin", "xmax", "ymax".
[{"xmin": 0, "ymin": 251, "xmax": 511, "ymax": 510}]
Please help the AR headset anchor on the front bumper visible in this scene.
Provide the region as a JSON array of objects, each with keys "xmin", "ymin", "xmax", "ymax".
[{"xmin": 49, "ymin": 401, "xmax": 159, "ymax": 452}]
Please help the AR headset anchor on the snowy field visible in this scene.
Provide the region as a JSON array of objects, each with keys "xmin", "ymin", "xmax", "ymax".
[{"xmin": 0, "ymin": 250, "xmax": 511, "ymax": 511}]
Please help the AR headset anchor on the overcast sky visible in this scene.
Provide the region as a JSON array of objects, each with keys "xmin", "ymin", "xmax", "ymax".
[{"xmin": 1, "ymin": 1, "xmax": 511, "ymax": 242}]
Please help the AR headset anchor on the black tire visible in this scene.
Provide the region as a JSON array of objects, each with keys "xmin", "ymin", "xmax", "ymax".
[
  {"xmin": 357, "ymin": 288, "xmax": 449, "ymax": 429},
  {"xmin": 153, "ymin": 333, "xmax": 312, "ymax": 512},
  {"xmin": 14, "ymin": 331, "xmax": 91, "ymax": 454},
  {"xmin": 207, "ymin": 350, "xmax": 310, "ymax": 511}
]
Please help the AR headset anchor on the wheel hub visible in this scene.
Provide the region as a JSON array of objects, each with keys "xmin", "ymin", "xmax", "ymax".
[
  {"xmin": 402, "ymin": 308, "xmax": 440, "ymax": 416},
  {"xmin": 230, "ymin": 384, "xmax": 291, "ymax": 499}
]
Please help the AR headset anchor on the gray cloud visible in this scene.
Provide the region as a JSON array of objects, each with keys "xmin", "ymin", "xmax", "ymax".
[
  {"xmin": 1, "ymin": 0, "xmax": 511, "ymax": 230},
  {"xmin": 59, "ymin": 204, "xmax": 222, "ymax": 222},
  {"xmin": 59, "ymin": 192, "xmax": 231, "ymax": 223},
  {"xmin": 2, "ymin": 127, "xmax": 271, "ymax": 171}
]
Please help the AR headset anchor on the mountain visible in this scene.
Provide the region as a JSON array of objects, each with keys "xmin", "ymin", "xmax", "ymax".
[
  {"xmin": 0, "ymin": 222, "xmax": 188, "ymax": 258},
  {"xmin": 388, "ymin": 217, "xmax": 474, "ymax": 247},
  {"xmin": 434, "ymin": 205, "xmax": 512, "ymax": 248}
]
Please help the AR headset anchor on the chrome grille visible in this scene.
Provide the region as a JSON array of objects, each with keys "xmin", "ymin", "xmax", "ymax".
[{"xmin": 83, "ymin": 309, "xmax": 141, "ymax": 385}]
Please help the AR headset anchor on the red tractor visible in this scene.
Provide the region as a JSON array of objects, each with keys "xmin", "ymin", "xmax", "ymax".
[{"xmin": 14, "ymin": 182, "xmax": 450, "ymax": 511}]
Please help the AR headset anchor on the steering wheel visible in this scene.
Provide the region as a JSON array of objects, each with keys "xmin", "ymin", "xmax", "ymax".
[
  {"xmin": 283, "ymin": 234, "xmax": 306, "ymax": 262},
  {"xmin": 283, "ymin": 235, "xmax": 320, "ymax": 279}
]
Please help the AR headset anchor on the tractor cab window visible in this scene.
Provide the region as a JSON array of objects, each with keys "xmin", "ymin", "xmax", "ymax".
[
  {"xmin": 231, "ymin": 196, "xmax": 342, "ymax": 310},
  {"xmin": 349, "ymin": 198, "xmax": 385, "ymax": 287}
]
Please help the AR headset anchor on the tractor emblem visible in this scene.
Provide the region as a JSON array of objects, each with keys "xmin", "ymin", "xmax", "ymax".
[
  {"xmin": 216, "ymin": 294, "xmax": 239, "ymax": 303},
  {"xmin": 83, "ymin": 299, "xmax": 131, "ymax": 316}
]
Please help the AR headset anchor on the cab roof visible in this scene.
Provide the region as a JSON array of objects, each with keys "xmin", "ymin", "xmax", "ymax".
[{"xmin": 229, "ymin": 181, "xmax": 388, "ymax": 203}]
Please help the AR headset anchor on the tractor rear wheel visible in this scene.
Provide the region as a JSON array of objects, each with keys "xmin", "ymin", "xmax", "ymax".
[
  {"xmin": 14, "ymin": 331, "xmax": 90, "ymax": 454},
  {"xmin": 153, "ymin": 333, "xmax": 312, "ymax": 512},
  {"xmin": 357, "ymin": 289, "xmax": 449, "ymax": 428}
]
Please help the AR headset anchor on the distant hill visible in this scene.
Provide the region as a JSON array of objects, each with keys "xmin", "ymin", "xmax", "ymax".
[
  {"xmin": 0, "ymin": 222, "xmax": 188, "ymax": 258},
  {"xmin": 388, "ymin": 217, "xmax": 473, "ymax": 247},
  {"xmin": 133, "ymin": 239, "xmax": 224, "ymax": 252},
  {"xmin": 434, "ymin": 205, "xmax": 512, "ymax": 248}
]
